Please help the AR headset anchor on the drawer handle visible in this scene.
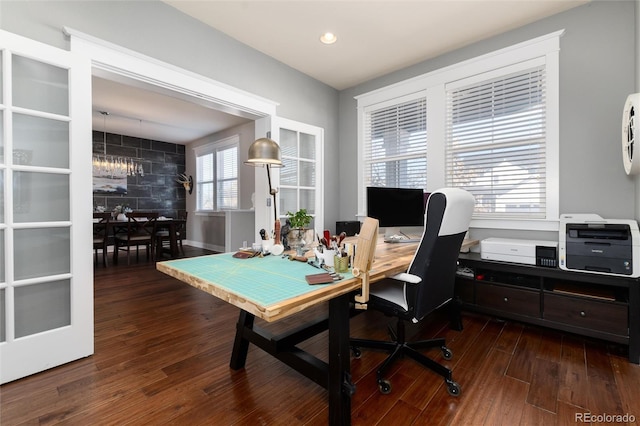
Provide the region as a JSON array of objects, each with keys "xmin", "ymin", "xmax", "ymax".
[
  {"xmin": 580, "ymin": 311, "xmax": 586, "ymax": 317},
  {"xmin": 503, "ymin": 297, "xmax": 509, "ymax": 303}
]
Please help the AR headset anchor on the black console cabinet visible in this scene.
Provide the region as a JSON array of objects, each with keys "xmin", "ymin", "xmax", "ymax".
[{"xmin": 455, "ymin": 253, "xmax": 640, "ymax": 364}]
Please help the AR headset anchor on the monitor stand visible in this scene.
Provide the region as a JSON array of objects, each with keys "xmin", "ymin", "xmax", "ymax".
[{"xmin": 383, "ymin": 227, "xmax": 421, "ymax": 243}]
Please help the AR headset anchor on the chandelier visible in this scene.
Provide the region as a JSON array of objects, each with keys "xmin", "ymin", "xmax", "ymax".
[{"xmin": 92, "ymin": 111, "xmax": 144, "ymax": 178}]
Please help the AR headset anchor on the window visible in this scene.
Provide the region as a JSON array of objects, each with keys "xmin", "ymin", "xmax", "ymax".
[
  {"xmin": 446, "ymin": 61, "xmax": 546, "ymax": 219},
  {"xmin": 356, "ymin": 31, "xmax": 561, "ymax": 231},
  {"xmin": 362, "ymin": 95, "xmax": 427, "ymax": 191},
  {"xmin": 195, "ymin": 135, "xmax": 239, "ymax": 211}
]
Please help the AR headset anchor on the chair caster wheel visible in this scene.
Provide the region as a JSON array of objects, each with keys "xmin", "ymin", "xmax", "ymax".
[
  {"xmin": 441, "ymin": 346, "xmax": 453, "ymax": 360},
  {"xmin": 378, "ymin": 379, "xmax": 392, "ymax": 394},
  {"xmin": 446, "ymin": 380, "xmax": 461, "ymax": 397},
  {"xmin": 351, "ymin": 347, "xmax": 362, "ymax": 359}
]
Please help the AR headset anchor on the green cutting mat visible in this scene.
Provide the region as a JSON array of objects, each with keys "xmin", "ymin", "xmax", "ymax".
[{"xmin": 162, "ymin": 253, "xmax": 352, "ymax": 307}]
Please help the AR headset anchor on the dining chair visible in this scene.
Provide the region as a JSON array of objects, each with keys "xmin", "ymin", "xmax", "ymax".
[
  {"xmin": 114, "ymin": 212, "xmax": 158, "ymax": 265},
  {"xmin": 156, "ymin": 210, "xmax": 188, "ymax": 258},
  {"xmin": 93, "ymin": 212, "xmax": 111, "ymax": 267}
]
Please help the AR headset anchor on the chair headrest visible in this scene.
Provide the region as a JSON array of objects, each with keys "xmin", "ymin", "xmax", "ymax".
[{"xmin": 427, "ymin": 188, "xmax": 475, "ymax": 237}]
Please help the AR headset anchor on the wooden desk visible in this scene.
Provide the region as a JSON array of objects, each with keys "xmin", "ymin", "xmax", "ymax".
[{"xmin": 157, "ymin": 238, "xmax": 419, "ymax": 425}]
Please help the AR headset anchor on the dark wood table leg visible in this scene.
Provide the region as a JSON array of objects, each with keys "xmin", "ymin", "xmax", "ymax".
[
  {"xmin": 230, "ymin": 309, "xmax": 255, "ymax": 370},
  {"xmin": 328, "ymin": 293, "xmax": 353, "ymax": 425}
]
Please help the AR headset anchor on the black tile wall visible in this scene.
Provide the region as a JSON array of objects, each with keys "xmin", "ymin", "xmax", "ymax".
[{"xmin": 92, "ymin": 130, "xmax": 187, "ymax": 217}]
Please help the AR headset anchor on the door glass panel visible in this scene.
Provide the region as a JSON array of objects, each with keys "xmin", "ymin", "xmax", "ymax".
[
  {"xmin": 0, "ymin": 230, "xmax": 4, "ymax": 283},
  {"xmin": 15, "ymin": 279, "xmax": 71, "ymax": 338},
  {"xmin": 281, "ymin": 157, "xmax": 298, "ymax": 185},
  {"xmin": 0, "ymin": 170, "xmax": 4, "ymax": 222},
  {"xmin": 12, "ymin": 55, "xmax": 69, "ymax": 116},
  {"xmin": 300, "ymin": 132, "xmax": 315, "ymax": 159},
  {"xmin": 280, "ymin": 188, "xmax": 297, "ymax": 216},
  {"xmin": 280, "ymin": 128, "xmax": 297, "ymax": 157},
  {"xmin": 0, "ymin": 110, "xmax": 4, "ymax": 164},
  {"xmin": 0, "ymin": 52, "xmax": 3, "ymax": 103},
  {"xmin": 0, "ymin": 288, "xmax": 4, "ymax": 342},
  {"xmin": 14, "ymin": 228, "xmax": 70, "ymax": 280},
  {"xmin": 13, "ymin": 172, "xmax": 69, "ymax": 222},
  {"xmin": 300, "ymin": 160, "xmax": 315, "ymax": 187},
  {"xmin": 300, "ymin": 189, "xmax": 315, "ymax": 214},
  {"xmin": 13, "ymin": 114, "xmax": 69, "ymax": 168}
]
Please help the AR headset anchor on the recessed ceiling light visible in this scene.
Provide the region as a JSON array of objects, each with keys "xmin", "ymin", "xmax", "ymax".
[{"xmin": 320, "ymin": 32, "xmax": 337, "ymax": 45}]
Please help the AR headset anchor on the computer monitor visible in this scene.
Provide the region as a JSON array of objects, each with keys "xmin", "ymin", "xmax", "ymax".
[{"xmin": 366, "ymin": 187, "xmax": 427, "ymax": 242}]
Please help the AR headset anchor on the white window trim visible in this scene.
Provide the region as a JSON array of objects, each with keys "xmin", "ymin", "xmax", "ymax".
[
  {"xmin": 194, "ymin": 135, "xmax": 240, "ymax": 212},
  {"xmin": 356, "ymin": 30, "xmax": 563, "ymax": 232}
]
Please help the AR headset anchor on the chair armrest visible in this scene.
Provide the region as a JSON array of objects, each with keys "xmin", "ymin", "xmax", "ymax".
[{"xmin": 390, "ymin": 272, "xmax": 422, "ymax": 284}]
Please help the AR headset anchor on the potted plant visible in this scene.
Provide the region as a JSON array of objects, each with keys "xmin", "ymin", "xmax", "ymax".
[{"xmin": 284, "ymin": 209, "xmax": 313, "ymax": 254}]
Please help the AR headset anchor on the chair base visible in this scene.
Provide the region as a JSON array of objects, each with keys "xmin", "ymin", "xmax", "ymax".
[{"xmin": 350, "ymin": 318, "xmax": 461, "ymax": 396}]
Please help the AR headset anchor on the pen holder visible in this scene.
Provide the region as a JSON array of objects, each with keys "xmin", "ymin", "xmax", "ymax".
[
  {"xmin": 261, "ymin": 239, "xmax": 273, "ymax": 254},
  {"xmin": 314, "ymin": 248, "xmax": 335, "ymax": 267},
  {"xmin": 334, "ymin": 254, "xmax": 349, "ymax": 273}
]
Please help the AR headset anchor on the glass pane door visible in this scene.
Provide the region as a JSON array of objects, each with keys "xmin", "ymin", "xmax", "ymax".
[{"xmin": 0, "ymin": 29, "xmax": 93, "ymax": 384}]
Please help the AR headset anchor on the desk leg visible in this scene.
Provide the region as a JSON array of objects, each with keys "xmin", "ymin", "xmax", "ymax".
[
  {"xmin": 328, "ymin": 293, "xmax": 353, "ymax": 426},
  {"xmin": 230, "ymin": 310, "xmax": 254, "ymax": 370}
]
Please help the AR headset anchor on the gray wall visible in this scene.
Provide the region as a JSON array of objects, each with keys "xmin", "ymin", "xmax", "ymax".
[
  {"xmin": 338, "ymin": 0, "xmax": 637, "ymax": 241},
  {"xmin": 2, "ymin": 0, "xmax": 638, "ymax": 243},
  {"xmin": 0, "ymin": 0, "xmax": 340, "ymax": 232}
]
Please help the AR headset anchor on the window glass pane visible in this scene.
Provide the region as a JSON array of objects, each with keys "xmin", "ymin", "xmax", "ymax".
[
  {"xmin": 14, "ymin": 228, "xmax": 70, "ymax": 280},
  {"xmin": 446, "ymin": 66, "xmax": 546, "ymax": 218},
  {"xmin": 300, "ymin": 133, "xmax": 315, "ymax": 159},
  {"xmin": 198, "ymin": 182, "xmax": 214, "ymax": 210},
  {"xmin": 280, "ymin": 128, "xmax": 297, "ymax": 157},
  {"xmin": 0, "ymin": 52, "xmax": 3, "ymax": 104},
  {"xmin": 198, "ymin": 153, "xmax": 214, "ymax": 182},
  {"xmin": 12, "ymin": 55, "xmax": 69, "ymax": 116},
  {"xmin": 216, "ymin": 146, "xmax": 238, "ymax": 210},
  {"xmin": 300, "ymin": 160, "xmax": 315, "ymax": 187},
  {"xmin": 364, "ymin": 97, "xmax": 427, "ymax": 191},
  {"xmin": 14, "ymin": 172, "xmax": 69, "ymax": 222},
  {"xmin": 300, "ymin": 189, "xmax": 315, "ymax": 215},
  {"xmin": 14, "ymin": 114, "xmax": 69, "ymax": 168},
  {"xmin": 217, "ymin": 180, "xmax": 238, "ymax": 209},
  {"xmin": 15, "ymin": 280, "xmax": 71, "ymax": 338},
  {"xmin": 281, "ymin": 157, "xmax": 298, "ymax": 185},
  {"xmin": 280, "ymin": 188, "xmax": 297, "ymax": 217}
]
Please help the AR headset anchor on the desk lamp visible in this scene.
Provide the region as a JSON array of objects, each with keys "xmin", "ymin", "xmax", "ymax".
[{"xmin": 245, "ymin": 137, "xmax": 284, "ymax": 253}]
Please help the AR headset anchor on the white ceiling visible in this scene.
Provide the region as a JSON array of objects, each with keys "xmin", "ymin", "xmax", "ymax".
[{"xmin": 93, "ymin": 0, "xmax": 588, "ymax": 144}]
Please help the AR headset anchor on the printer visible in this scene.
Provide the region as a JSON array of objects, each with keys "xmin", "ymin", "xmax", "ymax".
[
  {"xmin": 559, "ymin": 213, "xmax": 640, "ymax": 278},
  {"xmin": 480, "ymin": 238, "xmax": 558, "ymax": 267}
]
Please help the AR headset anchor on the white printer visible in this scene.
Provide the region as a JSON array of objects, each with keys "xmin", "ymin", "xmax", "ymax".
[
  {"xmin": 480, "ymin": 238, "xmax": 558, "ymax": 267},
  {"xmin": 559, "ymin": 214, "xmax": 640, "ymax": 278}
]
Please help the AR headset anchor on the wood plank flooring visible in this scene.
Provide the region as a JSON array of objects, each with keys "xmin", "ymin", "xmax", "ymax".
[{"xmin": 2, "ymin": 246, "xmax": 640, "ymax": 425}]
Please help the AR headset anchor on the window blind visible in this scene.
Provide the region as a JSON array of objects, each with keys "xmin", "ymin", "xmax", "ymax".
[
  {"xmin": 216, "ymin": 145, "xmax": 238, "ymax": 210},
  {"xmin": 445, "ymin": 65, "xmax": 546, "ymax": 219},
  {"xmin": 363, "ymin": 97, "xmax": 427, "ymax": 192},
  {"xmin": 197, "ymin": 153, "xmax": 214, "ymax": 210}
]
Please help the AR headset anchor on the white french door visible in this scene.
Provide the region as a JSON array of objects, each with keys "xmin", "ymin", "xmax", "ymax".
[
  {"xmin": 272, "ymin": 117, "xmax": 324, "ymax": 231},
  {"xmin": 253, "ymin": 117, "xmax": 324, "ymax": 237},
  {"xmin": 0, "ymin": 30, "xmax": 93, "ymax": 384}
]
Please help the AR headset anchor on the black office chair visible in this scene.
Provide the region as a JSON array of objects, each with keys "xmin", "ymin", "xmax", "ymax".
[{"xmin": 350, "ymin": 187, "xmax": 475, "ymax": 396}]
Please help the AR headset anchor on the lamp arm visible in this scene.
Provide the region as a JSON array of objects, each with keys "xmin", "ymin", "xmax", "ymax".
[{"xmin": 266, "ymin": 164, "xmax": 281, "ymax": 242}]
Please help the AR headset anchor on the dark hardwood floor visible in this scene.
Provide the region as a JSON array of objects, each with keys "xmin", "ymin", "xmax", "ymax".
[{"xmin": 1, "ymin": 246, "xmax": 639, "ymax": 425}]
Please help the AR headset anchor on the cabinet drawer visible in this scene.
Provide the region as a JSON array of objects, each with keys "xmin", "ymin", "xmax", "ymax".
[
  {"xmin": 544, "ymin": 293, "xmax": 628, "ymax": 336},
  {"xmin": 455, "ymin": 278, "xmax": 474, "ymax": 303},
  {"xmin": 476, "ymin": 283, "xmax": 540, "ymax": 317}
]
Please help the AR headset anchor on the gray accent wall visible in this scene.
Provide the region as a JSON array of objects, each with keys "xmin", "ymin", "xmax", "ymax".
[{"xmin": 338, "ymin": 0, "xmax": 637, "ymax": 241}]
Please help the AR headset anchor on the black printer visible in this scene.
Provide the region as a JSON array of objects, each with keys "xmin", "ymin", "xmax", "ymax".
[{"xmin": 559, "ymin": 214, "xmax": 640, "ymax": 278}]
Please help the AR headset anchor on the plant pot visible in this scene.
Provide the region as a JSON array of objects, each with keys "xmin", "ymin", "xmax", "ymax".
[{"xmin": 288, "ymin": 228, "xmax": 314, "ymax": 256}]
